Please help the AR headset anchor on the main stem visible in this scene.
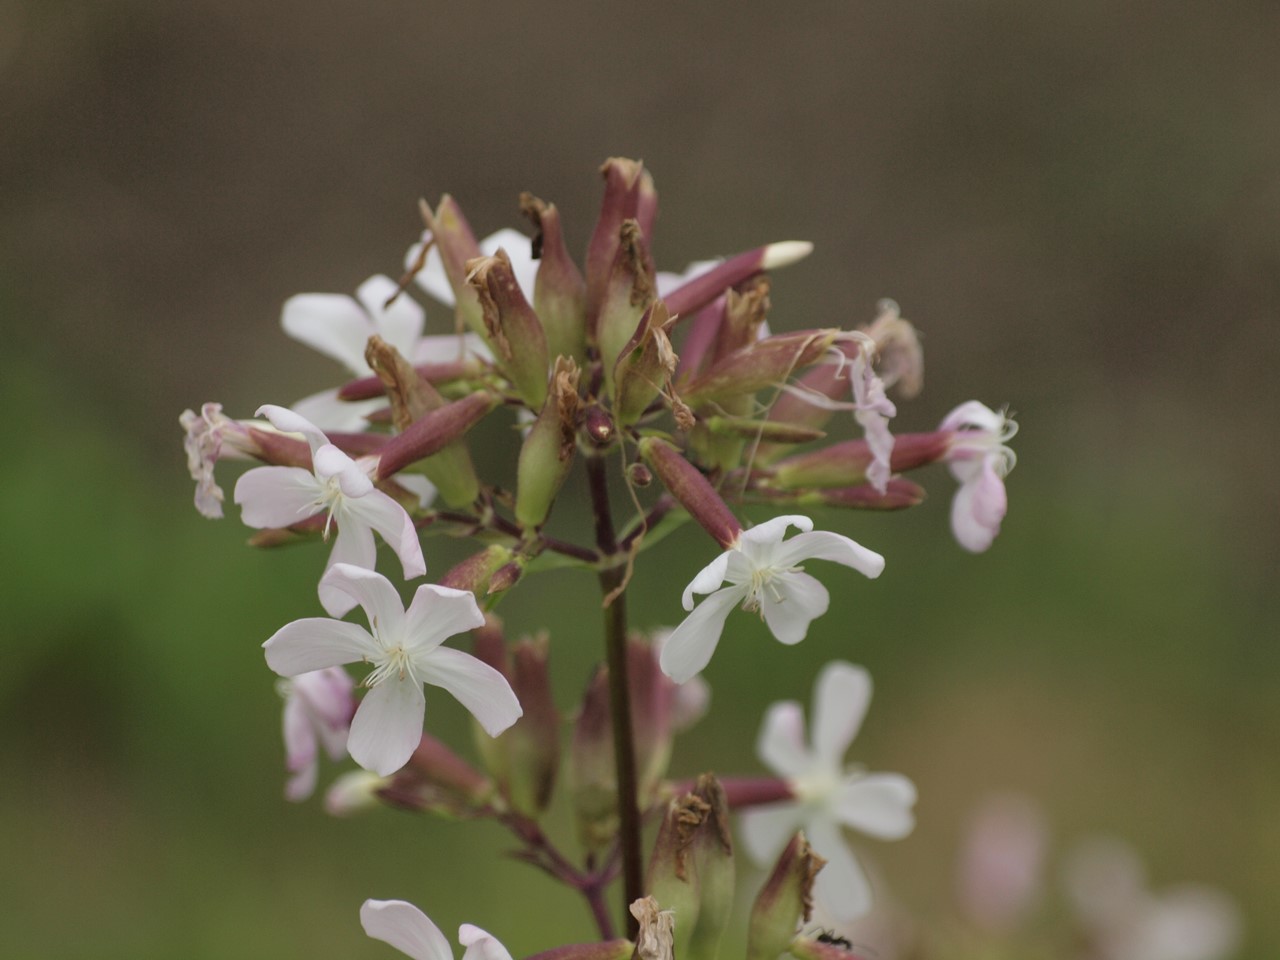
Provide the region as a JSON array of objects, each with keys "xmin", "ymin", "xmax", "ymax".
[{"xmin": 586, "ymin": 452, "xmax": 644, "ymax": 939}]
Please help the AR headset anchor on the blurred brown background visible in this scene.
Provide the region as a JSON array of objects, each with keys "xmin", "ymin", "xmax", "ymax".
[{"xmin": 2, "ymin": 2, "xmax": 1277, "ymax": 958}]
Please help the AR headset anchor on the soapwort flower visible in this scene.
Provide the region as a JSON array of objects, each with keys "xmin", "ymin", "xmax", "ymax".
[
  {"xmin": 233, "ymin": 404, "xmax": 426, "ymax": 617},
  {"xmin": 659, "ymin": 516, "xmax": 885, "ymax": 683},
  {"xmin": 740, "ymin": 661, "xmax": 916, "ymax": 922},
  {"xmin": 940, "ymin": 401, "xmax": 1018, "ymax": 553},
  {"xmin": 264, "ymin": 564, "xmax": 521, "ymax": 776},
  {"xmin": 361, "ymin": 899, "xmax": 514, "ymax": 960},
  {"xmin": 278, "ymin": 666, "xmax": 354, "ymax": 801}
]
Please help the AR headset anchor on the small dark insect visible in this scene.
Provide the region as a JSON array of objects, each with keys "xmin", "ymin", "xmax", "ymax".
[{"xmin": 815, "ymin": 929, "xmax": 854, "ymax": 951}]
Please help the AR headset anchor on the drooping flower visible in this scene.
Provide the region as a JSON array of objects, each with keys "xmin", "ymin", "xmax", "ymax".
[
  {"xmin": 848, "ymin": 338, "xmax": 897, "ymax": 495},
  {"xmin": 264, "ymin": 563, "xmax": 521, "ymax": 776},
  {"xmin": 283, "ymin": 274, "xmax": 486, "ymax": 431},
  {"xmin": 361, "ymin": 899, "xmax": 515, "ymax": 960},
  {"xmin": 179, "ymin": 402, "xmax": 258, "ymax": 518},
  {"xmin": 278, "ymin": 666, "xmax": 355, "ymax": 802},
  {"xmin": 233, "ymin": 404, "xmax": 426, "ymax": 617},
  {"xmin": 739, "ymin": 661, "xmax": 916, "ymax": 922},
  {"xmin": 940, "ymin": 401, "xmax": 1017, "ymax": 553},
  {"xmin": 659, "ymin": 516, "xmax": 885, "ymax": 683}
]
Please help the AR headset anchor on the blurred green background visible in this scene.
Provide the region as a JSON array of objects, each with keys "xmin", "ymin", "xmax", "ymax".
[{"xmin": 2, "ymin": 2, "xmax": 1276, "ymax": 957}]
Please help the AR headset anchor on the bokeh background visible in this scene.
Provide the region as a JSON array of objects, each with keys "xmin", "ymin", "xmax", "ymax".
[{"xmin": 2, "ymin": 2, "xmax": 1276, "ymax": 957}]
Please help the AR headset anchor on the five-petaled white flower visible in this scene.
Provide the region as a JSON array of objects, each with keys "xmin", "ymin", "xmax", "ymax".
[
  {"xmin": 278, "ymin": 666, "xmax": 354, "ymax": 802},
  {"xmin": 659, "ymin": 516, "xmax": 885, "ymax": 684},
  {"xmin": 283, "ymin": 273, "xmax": 488, "ymax": 432},
  {"xmin": 233, "ymin": 404, "xmax": 426, "ymax": 618},
  {"xmin": 940, "ymin": 400, "xmax": 1017, "ymax": 553},
  {"xmin": 264, "ymin": 563, "xmax": 521, "ymax": 776},
  {"xmin": 739, "ymin": 661, "xmax": 916, "ymax": 922},
  {"xmin": 361, "ymin": 898, "xmax": 514, "ymax": 960}
]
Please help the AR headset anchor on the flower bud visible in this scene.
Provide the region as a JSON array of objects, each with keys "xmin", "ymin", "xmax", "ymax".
[
  {"xmin": 420, "ymin": 195, "xmax": 486, "ymax": 335},
  {"xmin": 769, "ymin": 432, "xmax": 952, "ymax": 489},
  {"xmin": 748, "ymin": 833, "xmax": 825, "ymax": 960},
  {"xmin": 570, "ymin": 665, "xmax": 616, "ymax": 852},
  {"xmin": 637, "ymin": 437, "xmax": 742, "ymax": 549},
  {"xmin": 524, "ymin": 941, "xmax": 636, "ymax": 960},
  {"xmin": 520, "ymin": 193, "xmax": 587, "ymax": 364},
  {"xmin": 703, "ymin": 416, "xmax": 826, "ymax": 445},
  {"xmin": 673, "ymin": 297, "xmax": 726, "ymax": 381},
  {"xmin": 663, "ymin": 241, "xmax": 812, "ymax": 321},
  {"xmin": 438, "ymin": 545, "xmax": 515, "ymax": 594},
  {"xmin": 487, "ymin": 558, "xmax": 524, "ymax": 596},
  {"xmin": 613, "ymin": 300, "xmax": 677, "ymax": 428},
  {"xmin": 516, "ymin": 356, "xmax": 581, "ymax": 530},
  {"xmin": 586, "ymin": 157, "xmax": 647, "ymax": 321},
  {"xmin": 595, "ymin": 219, "xmax": 657, "ymax": 387},
  {"xmin": 716, "ymin": 777, "xmax": 795, "ymax": 809},
  {"xmin": 376, "ymin": 391, "xmax": 499, "ymax": 483},
  {"xmin": 467, "ymin": 250, "xmax": 550, "ymax": 409},
  {"xmin": 627, "ymin": 462, "xmax": 653, "ymax": 487},
  {"xmin": 787, "ymin": 479, "xmax": 927, "ymax": 511},
  {"xmin": 582, "ymin": 404, "xmax": 616, "ymax": 447},
  {"xmin": 323, "ymin": 770, "xmax": 388, "ymax": 817},
  {"xmin": 338, "ymin": 358, "xmax": 484, "ymax": 402},
  {"xmin": 684, "ymin": 330, "xmax": 840, "ymax": 404}
]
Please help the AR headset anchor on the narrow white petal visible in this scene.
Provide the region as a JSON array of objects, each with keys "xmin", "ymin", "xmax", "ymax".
[
  {"xmin": 739, "ymin": 514, "xmax": 813, "ymax": 549},
  {"xmin": 834, "ymin": 773, "xmax": 917, "ymax": 840},
  {"xmin": 348, "ymin": 677, "xmax": 426, "ymax": 776},
  {"xmin": 761, "ymin": 571, "xmax": 829, "ymax": 645},
  {"xmin": 807, "ymin": 817, "xmax": 873, "ymax": 923},
  {"xmin": 291, "ymin": 389, "xmax": 380, "ymax": 433},
  {"xmin": 394, "ymin": 473, "xmax": 438, "ymax": 510},
  {"xmin": 681, "ymin": 550, "xmax": 731, "ymax": 610},
  {"xmin": 659, "ymin": 586, "xmax": 745, "ymax": 683},
  {"xmin": 459, "ymin": 924, "xmax": 516, "ymax": 960},
  {"xmin": 254, "ymin": 404, "xmax": 333, "ymax": 460},
  {"xmin": 761, "ymin": 240, "xmax": 815, "ymax": 270},
  {"xmin": 403, "ymin": 584, "xmax": 486, "ymax": 650},
  {"xmin": 281, "ymin": 293, "xmax": 374, "ymax": 374},
  {"xmin": 361, "ymin": 899, "xmax": 454, "ymax": 960},
  {"xmin": 412, "ymin": 332, "xmax": 492, "ymax": 364},
  {"xmin": 263, "ymin": 618, "xmax": 377, "ymax": 677},
  {"xmin": 320, "ymin": 564, "xmax": 406, "ymax": 638},
  {"xmin": 739, "ymin": 802, "xmax": 806, "ymax": 866},
  {"xmin": 419, "ymin": 646, "xmax": 522, "ymax": 737},
  {"xmin": 234, "ymin": 466, "xmax": 322, "ymax": 529},
  {"xmin": 344, "ymin": 490, "xmax": 427, "ymax": 579},
  {"xmin": 357, "ymin": 274, "xmax": 425, "ymax": 359},
  {"xmin": 319, "ymin": 524, "xmax": 378, "ymax": 617},
  {"xmin": 757, "ymin": 700, "xmax": 812, "ymax": 779},
  {"xmin": 812, "ymin": 662, "xmax": 872, "ymax": 766},
  {"xmin": 772, "ymin": 530, "xmax": 885, "ymax": 580}
]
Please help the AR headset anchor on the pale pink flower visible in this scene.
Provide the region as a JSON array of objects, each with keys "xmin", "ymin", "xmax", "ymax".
[
  {"xmin": 233, "ymin": 404, "xmax": 425, "ymax": 617},
  {"xmin": 264, "ymin": 564, "xmax": 521, "ymax": 776},
  {"xmin": 659, "ymin": 516, "xmax": 884, "ymax": 684},
  {"xmin": 179, "ymin": 402, "xmax": 257, "ymax": 518},
  {"xmin": 940, "ymin": 401, "xmax": 1017, "ymax": 553},
  {"xmin": 278, "ymin": 666, "xmax": 355, "ymax": 802},
  {"xmin": 360, "ymin": 899, "xmax": 514, "ymax": 960},
  {"xmin": 848, "ymin": 337, "xmax": 897, "ymax": 494},
  {"xmin": 740, "ymin": 661, "xmax": 916, "ymax": 922},
  {"xmin": 956, "ymin": 794, "xmax": 1047, "ymax": 934}
]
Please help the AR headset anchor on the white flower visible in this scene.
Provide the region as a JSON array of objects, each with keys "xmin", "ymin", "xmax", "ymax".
[
  {"xmin": 407, "ymin": 227, "xmax": 539, "ymax": 309},
  {"xmin": 264, "ymin": 563, "xmax": 521, "ymax": 776},
  {"xmin": 233, "ymin": 404, "xmax": 426, "ymax": 617},
  {"xmin": 360, "ymin": 899, "xmax": 514, "ymax": 960},
  {"xmin": 940, "ymin": 401, "xmax": 1017, "ymax": 553},
  {"xmin": 740, "ymin": 661, "xmax": 916, "ymax": 922},
  {"xmin": 1065, "ymin": 838, "xmax": 1241, "ymax": 960},
  {"xmin": 659, "ymin": 516, "xmax": 885, "ymax": 683},
  {"xmin": 283, "ymin": 274, "xmax": 487, "ymax": 431},
  {"xmin": 278, "ymin": 666, "xmax": 354, "ymax": 802}
]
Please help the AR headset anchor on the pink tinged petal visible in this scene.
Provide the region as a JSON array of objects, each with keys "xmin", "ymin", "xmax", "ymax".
[
  {"xmin": 285, "ymin": 756, "xmax": 319, "ymax": 802},
  {"xmin": 811, "ymin": 662, "xmax": 872, "ymax": 765},
  {"xmin": 343, "ymin": 490, "xmax": 426, "ymax": 579},
  {"xmin": 760, "ymin": 571, "xmax": 829, "ymax": 645},
  {"xmin": 290, "ymin": 388, "xmax": 381, "ymax": 433},
  {"xmin": 418, "ymin": 645, "xmax": 522, "ymax": 737},
  {"xmin": 807, "ymin": 817, "xmax": 874, "ymax": 922},
  {"xmin": 361, "ymin": 899, "xmax": 454, "ymax": 960},
  {"xmin": 739, "ymin": 802, "xmax": 807, "ymax": 866},
  {"xmin": 233, "ymin": 465, "xmax": 322, "ymax": 529},
  {"xmin": 255, "ymin": 404, "xmax": 332, "ymax": 459},
  {"xmin": 672, "ymin": 674, "xmax": 711, "ymax": 732},
  {"xmin": 659, "ymin": 586, "xmax": 747, "ymax": 683},
  {"xmin": 833, "ymin": 773, "xmax": 917, "ymax": 840},
  {"xmin": 773, "ymin": 530, "xmax": 886, "ymax": 580},
  {"xmin": 971, "ymin": 460, "xmax": 1008, "ymax": 529},
  {"xmin": 312, "ymin": 444, "xmax": 373, "ymax": 497},
  {"xmin": 264, "ymin": 618, "xmax": 379, "ymax": 677},
  {"xmin": 357, "ymin": 274, "xmax": 425, "ymax": 359},
  {"xmin": 348, "ymin": 677, "xmax": 426, "ymax": 776},
  {"xmin": 281, "ymin": 293, "xmax": 374, "ymax": 374},
  {"xmin": 757, "ymin": 700, "xmax": 813, "ymax": 779},
  {"xmin": 282, "ymin": 695, "xmax": 319, "ymax": 801},
  {"xmin": 682, "ymin": 550, "xmax": 731, "ymax": 610},
  {"xmin": 458, "ymin": 925, "xmax": 516, "ymax": 960},
  {"xmin": 950, "ymin": 467, "xmax": 1005, "ymax": 554},
  {"xmin": 403, "ymin": 584, "xmax": 486, "ymax": 650},
  {"xmin": 320, "ymin": 564, "xmax": 407, "ymax": 639},
  {"xmin": 320, "ymin": 524, "xmax": 378, "ymax": 617}
]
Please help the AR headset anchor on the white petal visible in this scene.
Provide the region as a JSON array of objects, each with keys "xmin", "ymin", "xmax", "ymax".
[
  {"xmin": 479, "ymin": 228, "xmax": 538, "ymax": 301},
  {"xmin": 458, "ymin": 925, "xmax": 515, "ymax": 960},
  {"xmin": 950, "ymin": 467, "xmax": 1005, "ymax": 553},
  {"xmin": 659, "ymin": 586, "xmax": 746, "ymax": 683},
  {"xmin": 361, "ymin": 899, "xmax": 453, "ymax": 960},
  {"xmin": 739, "ymin": 802, "xmax": 806, "ymax": 866},
  {"xmin": 264, "ymin": 618, "xmax": 378, "ymax": 677},
  {"xmin": 419, "ymin": 645, "xmax": 522, "ymax": 737},
  {"xmin": 807, "ymin": 817, "xmax": 873, "ymax": 923},
  {"xmin": 319, "ymin": 523, "xmax": 377, "ymax": 617},
  {"xmin": 811, "ymin": 662, "xmax": 872, "ymax": 766},
  {"xmin": 681, "ymin": 550, "xmax": 731, "ymax": 610},
  {"xmin": 409, "ymin": 236, "xmax": 457, "ymax": 307},
  {"xmin": 344, "ymin": 490, "xmax": 426, "ymax": 579},
  {"xmin": 772, "ymin": 530, "xmax": 885, "ymax": 580},
  {"xmin": 671, "ymin": 674, "xmax": 711, "ymax": 732},
  {"xmin": 739, "ymin": 514, "xmax": 813, "ymax": 549},
  {"xmin": 412, "ymin": 332, "xmax": 492, "ymax": 364},
  {"xmin": 761, "ymin": 571, "xmax": 829, "ymax": 645},
  {"xmin": 394, "ymin": 473, "xmax": 438, "ymax": 510},
  {"xmin": 312, "ymin": 445, "xmax": 373, "ymax": 497},
  {"xmin": 403, "ymin": 584, "xmax": 487, "ymax": 649},
  {"xmin": 939, "ymin": 399, "xmax": 1002, "ymax": 434},
  {"xmin": 291, "ymin": 388, "xmax": 381, "ymax": 433},
  {"xmin": 281, "ymin": 293, "xmax": 374, "ymax": 374},
  {"xmin": 757, "ymin": 700, "xmax": 813, "ymax": 779},
  {"xmin": 255, "ymin": 403, "xmax": 331, "ymax": 458},
  {"xmin": 348, "ymin": 677, "xmax": 426, "ymax": 776},
  {"xmin": 833, "ymin": 773, "xmax": 917, "ymax": 840},
  {"xmin": 1128, "ymin": 888, "xmax": 1242, "ymax": 960},
  {"xmin": 319, "ymin": 564, "xmax": 406, "ymax": 638},
  {"xmin": 357, "ymin": 274, "xmax": 425, "ymax": 359},
  {"xmin": 234, "ymin": 466, "xmax": 322, "ymax": 529}
]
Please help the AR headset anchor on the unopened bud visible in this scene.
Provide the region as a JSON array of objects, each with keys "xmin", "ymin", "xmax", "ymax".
[
  {"xmin": 467, "ymin": 250, "xmax": 550, "ymax": 409},
  {"xmin": 595, "ymin": 219, "xmax": 657, "ymax": 386},
  {"xmin": 438, "ymin": 544, "xmax": 514, "ymax": 594},
  {"xmin": 748, "ymin": 833, "xmax": 825, "ymax": 960},
  {"xmin": 324, "ymin": 770, "xmax": 388, "ymax": 817},
  {"xmin": 770, "ymin": 432, "xmax": 950, "ymax": 489},
  {"xmin": 638, "ymin": 437, "xmax": 742, "ymax": 549},
  {"xmin": 703, "ymin": 416, "xmax": 826, "ymax": 445},
  {"xmin": 570, "ymin": 665, "xmax": 616, "ymax": 852},
  {"xmin": 613, "ymin": 300, "xmax": 677, "ymax": 428},
  {"xmin": 586, "ymin": 158, "xmax": 647, "ymax": 322},
  {"xmin": 521, "ymin": 193, "xmax": 588, "ymax": 363},
  {"xmin": 421, "ymin": 195, "xmax": 486, "ymax": 335},
  {"xmin": 583, "ymin": 404, "xmax": 615, "ymax": 447},
  {"xmin": 376, "ymin": 391, "xmax": 499, "ymax": 483},
  {"xmin": 487, "ymin": 558, "xmax": 524, "ymax": 596},
  {"xmin": 627, "ymin": 462, "xmax": 653, "ymax": 487},
  {"xmin": 663, "ymin": 241, "xmax": 812, "ymax": 321},
  {"xmin": 515, "ymin": 356, "xmax": 581, "ymax": 530},
  {"xmin": 683, "ymin": 329, "xmax": 840, "ymax": 404}
]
